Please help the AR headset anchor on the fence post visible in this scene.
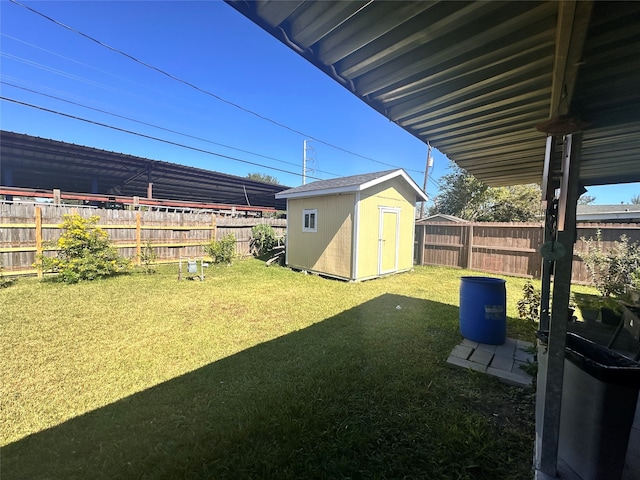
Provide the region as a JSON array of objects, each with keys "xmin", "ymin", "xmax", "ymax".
[
  {"xmin": 136, "ymin": 212, "xmax": 142, "ymax": 265},
  {"xmin": 466, "ymin": 223, "xmax": 474, "ymax": 269},
  {"xmin": 211, "ymin": 215, "xmax": 217, "ymax": 242},
  {"xmin": 35, "ymin": 206, "xmax": 43, "ymax": 278},
  {"xmin": 418, "ymin": 224, "xmax": 425, "ymax": 266}
]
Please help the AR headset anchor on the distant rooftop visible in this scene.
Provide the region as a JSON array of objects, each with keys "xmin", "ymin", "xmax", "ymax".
[{"xmin": 576, "ymin": 204, "xmax": 640, "ymax": 222}]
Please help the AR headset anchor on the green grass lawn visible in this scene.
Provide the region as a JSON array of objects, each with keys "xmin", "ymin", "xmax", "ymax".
[{"xmin": 2, "ymin": 260, "xmax": 574, "ymax": 479}]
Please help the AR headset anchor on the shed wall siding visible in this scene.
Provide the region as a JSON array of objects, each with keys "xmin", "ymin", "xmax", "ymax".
[
  {"xmin": 356, "ymin": 178, "xmax": 416, "ymax": 279},
  {"xmin": 286, "ymin": 194, "xmax": 354, "ymax": 279}
]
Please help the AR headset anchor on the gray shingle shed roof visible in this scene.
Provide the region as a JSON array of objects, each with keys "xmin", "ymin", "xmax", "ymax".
[{"xmin": 275, "ymin": 169, "xmax": 428, "ymax": 201}]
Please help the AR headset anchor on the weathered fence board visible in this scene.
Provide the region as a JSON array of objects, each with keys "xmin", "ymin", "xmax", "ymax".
[
  {"xmin": 415, "ymin": 221, "xmax": 640, "ymax": 283},
  {"xmin": 0, "ymin": 203, "xmax": 285, "ymax": 274}
]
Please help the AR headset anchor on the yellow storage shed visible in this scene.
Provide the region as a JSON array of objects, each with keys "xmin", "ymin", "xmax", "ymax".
[{"xmin": 275, "ymin": 169, "xmax": 428, "ymax": 281}]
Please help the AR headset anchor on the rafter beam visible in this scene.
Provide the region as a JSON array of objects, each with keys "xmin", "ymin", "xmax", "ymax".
[{"xmin": 549, "ymin": 0, "xmax": 593, "ymax": 116}]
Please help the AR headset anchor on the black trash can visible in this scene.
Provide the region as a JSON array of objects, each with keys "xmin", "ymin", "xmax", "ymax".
[{"xmin": 550, "ymin": 333, "xmax": 640, "ymax": 480}]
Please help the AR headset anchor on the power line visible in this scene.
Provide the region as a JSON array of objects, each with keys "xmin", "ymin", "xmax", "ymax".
[
  {"xmin": 2, "ymin": 37, "xmax": 238, "ymax": 119},
  {"xmin": 1, "ymin": 96, "xmax": 325, "ymax": 182},
  {"xmin": 1, "ymin": 52, "xmax": 136, "ymax": 97},
  {"xmin": 2, "ymin": 32, "xmax": 150, "ymax": 89},
  {"xmin": 9, "ymin": 0, "xmax": 425, "ymax": 175},
  {"xmin": 2, "ymin": 81, "xmax": 343, "ymax": 178}
]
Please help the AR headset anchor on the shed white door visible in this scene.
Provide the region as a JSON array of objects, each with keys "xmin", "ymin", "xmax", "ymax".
[{"xmin": 378, "ymin": 208, "xmax": 400, "ymax": 275}]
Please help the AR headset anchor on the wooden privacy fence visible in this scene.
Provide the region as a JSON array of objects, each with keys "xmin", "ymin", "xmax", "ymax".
[
  {"xmin": 0, "ymin": 203, "xmax": 286, "ymax": 275},
  {"xmin": 414, "ymin": 221, "xmax": 640, "ymax": 283}
]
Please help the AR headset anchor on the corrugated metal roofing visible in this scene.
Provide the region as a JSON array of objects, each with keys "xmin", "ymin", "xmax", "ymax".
[
  {"xmin": 227, "ymin": 0, "xmax": 640, "ymax": 188},
  {"xmin": 0, "ymin": 131, "xmax": 288, "ymax": 210}
]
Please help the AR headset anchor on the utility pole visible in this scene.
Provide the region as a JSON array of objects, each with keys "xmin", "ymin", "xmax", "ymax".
[
  {"xmin": 303, "ymin": 139, "xmax": 314, "ymax": 185},
  {"xmin": 419, "ymin": 144, "xmax": 433, "ymax": 218}
]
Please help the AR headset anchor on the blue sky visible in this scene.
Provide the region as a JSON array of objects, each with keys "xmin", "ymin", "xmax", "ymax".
[{"xmin": 1, "ymin": 1, "xmax": 638, "ymax": 205}]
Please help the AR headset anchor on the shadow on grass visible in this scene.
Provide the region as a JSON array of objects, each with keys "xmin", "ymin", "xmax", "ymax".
[{"xmin": 3, "ymin": 294, "xmax": 534, "ymax": 480}]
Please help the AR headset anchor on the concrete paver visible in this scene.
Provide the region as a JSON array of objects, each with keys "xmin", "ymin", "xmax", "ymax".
[
  {"xmin": 450, "ymin": 344, "xmax": 473, "ymax": 360},
  {"xmin": 477, "ymin": 343, "xmax": 498, "ymax": 353},
  {"xmin": 490, "ymin": 354, "xmax": 514, "ymax": 372},
  {"xmin": 513, "ymin": 360, "xmax": 530, "ymax": 374},
  {"xmin": 461, "ymin": 338, "xmax": 479, "ymax": 349},
  {"xmin": 514, "ymin": 347, "xmax": 534, "ymax": 362},
  {"xmin": 495, "ymin": 341, "xmax": 517, "ymax": 357},
  {"xmin": 447, "ymin": 355, "xmax": 487, "ymax": 373},
  {"xmin": 447, "ymin": 336, "xmax": 535, "ymax": 387},
  {"xmin": 469, "ymin": 348, "xmax": 494, "ymax": 366}
]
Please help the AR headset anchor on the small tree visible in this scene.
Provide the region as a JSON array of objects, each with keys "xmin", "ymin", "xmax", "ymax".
[
  {"xmin": 207, "ymin": 234, "xmax": 236, "ymax": 265},
  {"xmin": 434, "ymin": 163, "xmax": 490, "ymax": 220},
  {"xmin": 250, "ymin": 224, "xmax": 279, "ymax": 256},
  {"xmin": 578, "ymin": 230, "xmax": 640, "ymax": 297},
  {"xmin": 139, "ymin": 241, "xmax": 157, "ymax": 274},
  {"xmin": 432, "ymin": 161, "xmax": 541, "ymax": 221},
  {"xmin": 483, "ymin": 184, "xmax": 541, "ymax": 222},
  {"xmin": 36, "ymin": 214, "xmax": 130, "ymax": 283},
  {"xmin": 517, "ymin": 282, "xmax": 541, "ymax": 323}
]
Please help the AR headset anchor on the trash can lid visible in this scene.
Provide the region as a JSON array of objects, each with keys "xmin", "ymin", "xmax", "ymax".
[{"xmin": 564, "ymin": 333, "xmax": 640, "ymax": 388}]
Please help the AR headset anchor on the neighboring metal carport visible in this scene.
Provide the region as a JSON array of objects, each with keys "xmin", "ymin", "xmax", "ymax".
[
  {"xmin": 226, "ymin": 1, "xmax": 640, "ymax": 478},
  {"xmin": 0, "ymin": 130, "xmax": 288, "ymax": 211}
]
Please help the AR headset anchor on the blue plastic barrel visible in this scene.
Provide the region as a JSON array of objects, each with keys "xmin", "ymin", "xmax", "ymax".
[{"xmin": 459, "ymin": 276, "xmax": 506, "ymax": 345}]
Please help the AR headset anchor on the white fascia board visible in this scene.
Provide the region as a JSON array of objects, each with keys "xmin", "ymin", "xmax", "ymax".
[
  {"xmin": 359, "ymin": 169, "xmax": 428, "ymax": 202},
  {"xmin": 275, "ymin": 185, "xmax": 361, "ymax": 199}
]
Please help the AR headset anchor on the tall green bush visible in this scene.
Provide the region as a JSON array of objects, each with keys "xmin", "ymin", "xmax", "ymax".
[
  {"xmin": 35, "ymin": 214, "xmax": 131, "ymax": 283},
  {"xmin": 207, "ymin": 234, "xmax": 236, "ymax": 265},
  {"xmin": 250, "ymin": 224, "xmax": 279, "ymax": 256},
  {"xmin": 578, "ymin": 230, "xmax": 640, "ymax": 297}
]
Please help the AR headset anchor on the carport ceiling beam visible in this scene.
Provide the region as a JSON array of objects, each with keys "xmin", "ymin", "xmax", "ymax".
[{"xmin": 549, "ymin": 0, "xmax": 593, "ymax": 117}]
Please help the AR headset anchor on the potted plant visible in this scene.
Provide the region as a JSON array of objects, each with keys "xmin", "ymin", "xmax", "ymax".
[{"xmin": 574, "ymin": 293, "xmax": 602, "ymax": 323}]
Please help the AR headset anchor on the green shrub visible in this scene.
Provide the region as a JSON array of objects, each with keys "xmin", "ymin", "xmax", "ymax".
[
  {"xmin": 631, "ymin": 268, "xmax": 640, "ymax": 290},
  {"xmin": 578, "ymin": 230, "xmax": 640, "ymax": 297},
  {"xmin": 139, "ymin": 241, "xmax": 157, "ymax": 274},
  {"xmin": 250, "ymin": 224, "xmax": 279, "ymax": 256},
  {"xmin": 517, "ymin": 281, "xmax": 540, "ymax": 323},
  {"xmin": 207, "ymin": 233, "xmax": 236, "ymax": 265},
  {"xmin": 35, "ymin": 214, "xmax": 131, "ymax": 283},
  {"xmin": 517, "ymin": 281, "xmax": 576, "ymax": 323}
]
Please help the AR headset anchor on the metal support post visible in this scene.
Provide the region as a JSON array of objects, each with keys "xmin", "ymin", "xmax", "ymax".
[{"xmin": 537, "ymin": 132, "xmax": 582, "ymax": 477}]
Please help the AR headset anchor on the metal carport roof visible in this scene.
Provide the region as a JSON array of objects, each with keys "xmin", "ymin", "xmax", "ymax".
[
  {"xmin": 0, "ymin": 131, "xmax": 288, "ymax": 210},
  {"xmin": 226, "ymin": 0, "xmax": 640, "ymax": 188}
]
